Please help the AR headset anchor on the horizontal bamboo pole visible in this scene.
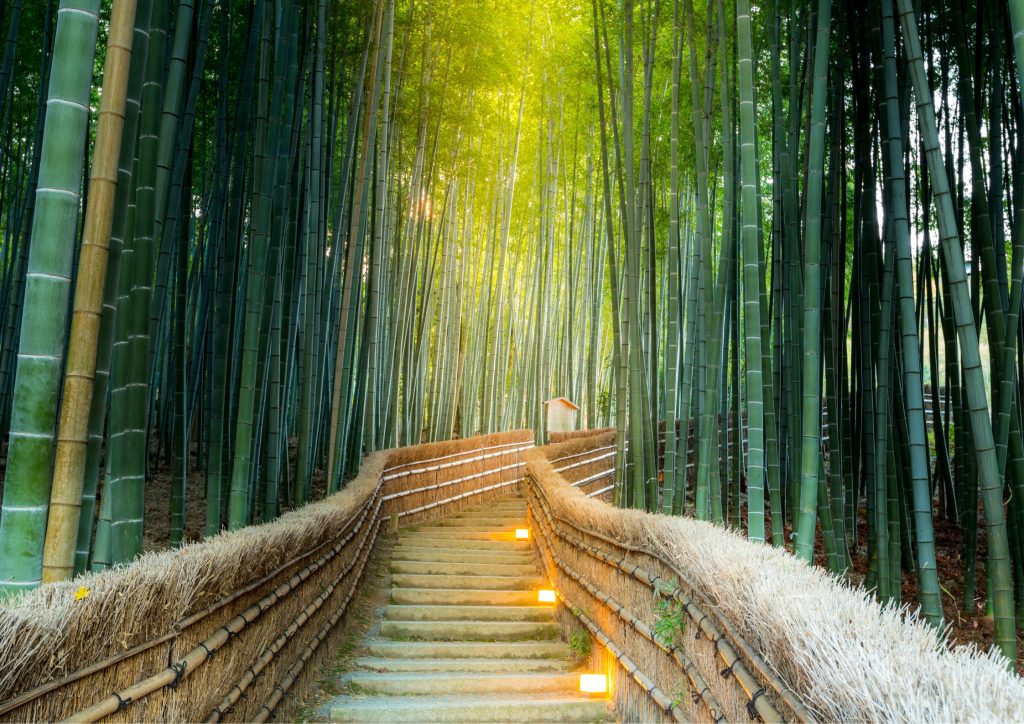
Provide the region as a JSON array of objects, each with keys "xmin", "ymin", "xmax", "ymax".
[
  {"xmin": 382, "ymin": 445, "xmax": 532, "ymax": 481},
  {"xmin": 397, "ymin": 476, "xmax": 523, "ymax": 519},
  {"xmin": 571, "ymin": 468, "xmax": 615, "ymax": 488},
  {"xmin": 548, "ymin": 444, "xmax": 617, "ymax": 465},
  {"xmin": 209, "ymin": 517, "xmax": 382, "ymax": 721},
  {"xmin": 382, "ymin": 435, "xmax": 533, "ymax": 474},
  {"xmin": 547, "ymin": 504, "xmax": 802, "ymax": 721},
  {"xmin": 525, "ymin": 442, "xmax": 799, "ymax": 723},
  {"xmin": 554, "ymin": 450, "xmax": 616, "ymax": 473},
  {"xmin": 384, "ymin": 461, "xmax": 525, "ymax": 502},
  {"xmin": 529, "ymin": 492, "xmax": 718, "ymax": 722},
  {"xmin": 250, "ymin": 521, "xmax": 381, "ymax": 723},
  {"xmin": 63, "ymin": 496, "xmax": 382, "ymax": 722}
]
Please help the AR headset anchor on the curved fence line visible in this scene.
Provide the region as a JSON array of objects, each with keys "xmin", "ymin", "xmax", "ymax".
[
  {"xmin": 4, "ymin": 425, "xmax": 1022, "ymax": 722},
  {"xmin": 525, "ymin": 431, "xmax": 1024, "ymax": 723},
  {"xmin": 0, "ymin": 429, "xmax": 533, "ymax": 723}
]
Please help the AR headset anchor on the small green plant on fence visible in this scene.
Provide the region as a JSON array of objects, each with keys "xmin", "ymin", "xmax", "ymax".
[
  {"xmin": 569, "ymin": 625, "xmax": 593, "ymax": 662},
  {"xmin": 654, "ymin": 596, "xmax": 686, "ymax": 648}
]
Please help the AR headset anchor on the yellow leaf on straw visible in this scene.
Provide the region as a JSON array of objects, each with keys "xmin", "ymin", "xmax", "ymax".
[{"xmin": 74, "ymin": 586, "xmax": 90, "ymax": 601}]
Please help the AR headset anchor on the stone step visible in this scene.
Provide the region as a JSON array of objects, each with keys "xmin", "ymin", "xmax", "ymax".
[
  {"xmin": 476, "ymin": 509, "xmax": 528, "ymax": 516},
  {"xmin": 454, "ymin": 507, "xmax": 527, "ymax": 516},
  {"xmin": 392, "ymin": 537, "xmax": 532, "ymax": 551},
  {"xmin": 328, "ymin": 693, "xmax": 611, "ymax": 723},
  {"xmin": 391, "ymin": 573, "xmax": 545, "ymax": 591},
  {"xmin": 352, "ymin": 657, "xmax": 570, "ymax": 673},
  {"xmin": 364, "ymin": 639, "xmax": 572, "ymax": 660},
  {"xmin": 433, "ymin": 516, "xmax": 528, "ymax": 527},
  {"xmin": 339, "ymin": 671, "xmax": 579, "ymax": 696},
  {"xmin": 391, "ymin": 547, "xmax": 534, "ymax": 564},
  {"xmin": 390, "ymin": 560, "xmax": 538, "ymax": 576},
  {"xmin": 400, "ymin": 528, "xmax": 524, "ymax": 541},
  {"xmin": 391, "ymin": 587, "xmax": 540, "ymax": 606},
  {"xmin": 384, "ymin": 604, "xmax": 554, "ymax": 622},
  {"xmin": 379, "ymin": 619, "xmax": 560, "ymax": 641}
]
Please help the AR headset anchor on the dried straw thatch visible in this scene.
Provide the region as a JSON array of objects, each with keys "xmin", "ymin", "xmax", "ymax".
[
  {"xmin": 548, "ymin": 427, "xmax": 615, "ymax": 444},
  {"xmin": 526, "ymin": 432, "xmax": 1024, "ymax": 723},
  {"xmin": 0, "ymin": 430, "xmax": 532, "ymax": 722}
]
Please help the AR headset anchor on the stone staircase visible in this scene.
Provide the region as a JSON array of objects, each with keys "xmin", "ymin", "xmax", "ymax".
[{"xmin": 326, "ymin": 494, "xmax": 613, "ymax": 723}]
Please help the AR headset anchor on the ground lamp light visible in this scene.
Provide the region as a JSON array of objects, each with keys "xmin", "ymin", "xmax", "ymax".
[
  {"xmin": 579, "ymin": 674, "xmax": 607, "ymax": 694},
  {"xmin": 515, "ymin": 528, "xmax": 530, "ymax": 540},
  {"xmin": 538, "ymin": 589, "xmax": 556, "ymax": 603}
]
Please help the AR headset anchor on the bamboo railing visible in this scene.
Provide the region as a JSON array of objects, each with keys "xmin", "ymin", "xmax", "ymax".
[
  {"xmin": 0, "ymin": 430, "xmax": 533, "ymax": 723},
  {"xmin": 4, "ymin": 421, "xmax": 1022, "ymax": 723},
  {"xmin": 525, "ymin": 431, "xmax": 803, "ymax": 723}
]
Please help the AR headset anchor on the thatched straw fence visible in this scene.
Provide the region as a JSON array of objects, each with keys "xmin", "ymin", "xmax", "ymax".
[
  {"xmin": 0, "ymin": 430, "xmax": 533, "ymax": 723},
  {"xmin": 548, "ymin": 427, "xmax": 615, "ymax": 444},
  {"xmin": 526, "ymin": 431, "xmax": 1024, "ymax": 723}
]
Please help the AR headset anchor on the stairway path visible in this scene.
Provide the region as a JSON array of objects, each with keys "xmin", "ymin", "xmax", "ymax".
[{"xmin": 325, "ymin": 494, "xmax": 613, "ymax": 723}]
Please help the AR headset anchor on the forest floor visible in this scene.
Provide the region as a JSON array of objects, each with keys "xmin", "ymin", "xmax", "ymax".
[
  {"xmin": 0, "ymin": 437, "xmax": 329, "ymax": 555},
  {"xmin": 142, "ymin": 436, "xmax": 329, "ymax": 551},
  {"xmin": 808, "ymin": 504, "xmax": 1024, "ymax": 676}
]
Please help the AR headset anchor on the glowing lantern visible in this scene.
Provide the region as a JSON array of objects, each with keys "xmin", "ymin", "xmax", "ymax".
[
  {"xmin": 579, "ymin": 674, "xmax": 607, "ymax": 694},
  {"xmin": 515, "ymin": 528, "xmax": 530, "ymax": 540},
  {"xmin": 538, "ymin": 589, "xmax": 556, "ymax": 603}
]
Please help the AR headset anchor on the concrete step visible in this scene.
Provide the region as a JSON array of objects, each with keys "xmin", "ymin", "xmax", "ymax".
[
  {"xmin": 391, "ymin": 547, "xmax": 534, "ymax": 564},
  {"xmin": 391, "ymin": 573, "xmax": 545, "ymax": 591},
  {"xmin": 340, "ymin": 671, "xmax": 580, "ymax": 696},
  {"xmin": 390, "ymin": 560, "xmax": 539, "ymax": 576},
  {"xmin": 391, "ymin": 587, "xmax": 540, "ymax": 606},
  {"xmin": 392, "ymin": 537, "xmax": 532, "ymax": 551},
  {"xmin": 384, "ymin": 604, "xmax": 554, "ymax": 622},
  {"xmin": 454, "ymin": 508, "xmax": 527, "ymax": 517},
  {"xmin": 328, "ymin": 693, "xmax": 611, "ymax": 722},
  {"xmin": 364, "ymin": 639, "xmax": 572, "ymax": 660},
  {"xmin": 400, "ymin": 528, "xmax": 523, "ymax": 541},
  {"xmin": 434, "ymin": 516, "xmax": 527, "ymax": 527},
  {"xmin": 379, "ymin": 619, "xmax": 560, "ymax": 641},
  {"xmin": 352, "ymin": 656, "xmax": 571, "ymax": 673},
  {"xmin": 476, "ymin": 508, "xmax": 528, "ymax": 516}
]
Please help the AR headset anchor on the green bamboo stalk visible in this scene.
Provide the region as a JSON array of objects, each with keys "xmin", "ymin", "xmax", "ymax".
[
  {"xmin": 736, "ymin": 0, "xmax": 765, "ymax": 541},
  {"xmin": 879, "ymin": 0, "xmax": 942, "ymax": 626},
  {"xmin": 0, "ymin": 0, "xmax": 101, "ymax": 594},
  {"xmin": 895, "ymin": 0, "xmax": 1016, "ymax": 661},
  {"xmin": 792, "ymin": 0, "xmax": 831, "ymax": 563}
]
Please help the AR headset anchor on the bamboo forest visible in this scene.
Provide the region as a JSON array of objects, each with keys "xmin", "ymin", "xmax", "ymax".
[{"xmin": 2, "ymin": 0, "xmax": 1024, "ymax": 719}]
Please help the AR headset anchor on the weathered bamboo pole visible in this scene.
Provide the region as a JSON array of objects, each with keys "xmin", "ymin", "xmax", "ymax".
[{"xmin": 41, "ymin": 0, "xmax": 139, "ymax": 583}]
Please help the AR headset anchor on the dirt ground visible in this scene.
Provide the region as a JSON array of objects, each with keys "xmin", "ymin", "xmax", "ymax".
[
  {"xmin": 802, "ymin": 503, "xmax": 1024, "ymax": 677},
  {"xmin": 142, "ymin": 436, "xmax": 329, "ymax": 550},
  {"xmin": 0, "ymin": 437, "xmax": 329, "ymax": 555}
]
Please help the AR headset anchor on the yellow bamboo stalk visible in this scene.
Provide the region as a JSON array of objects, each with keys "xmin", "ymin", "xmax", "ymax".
[{"xmin": 41, "ymin": 0, "xmax": 139, "ymax": 583}]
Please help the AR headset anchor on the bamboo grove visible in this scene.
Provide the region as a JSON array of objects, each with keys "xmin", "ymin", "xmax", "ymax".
[{"xmin": 1, "ymin": 0, "xmax": 1024, "ymax": 667}]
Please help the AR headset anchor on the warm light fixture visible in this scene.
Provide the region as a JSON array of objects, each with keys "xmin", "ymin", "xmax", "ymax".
[
  {"xmin": 515, "ymin": 528, "xmax": 530, "ymax": 540},
  {"xmin": 579, "ymin": 674, "xmax": 607, "ymax": 694},
  {"xmin": 538, "ymin": 589, "xmax": 556, "ymax": 603}
]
